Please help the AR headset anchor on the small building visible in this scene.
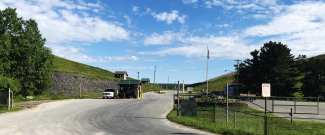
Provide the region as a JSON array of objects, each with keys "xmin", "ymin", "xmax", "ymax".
[
  {"xmin": 141, "ymin": 78, "xmax": 150, "ymax": 84},
  {"xmin": 118, "ymin": 80, "xmax": 142, "ymax": 98},
  {"xmin": 115, "ymin": 71, "xmax": 128, "ymax": 80}
]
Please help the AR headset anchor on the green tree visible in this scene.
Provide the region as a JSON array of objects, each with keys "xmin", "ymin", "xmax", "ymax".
[
  {"xmin": 0, "ymin": 7, "xmax": 53, "ymax": 96},
  {"xmin": 300, "ymin": 58, "xmax": 325, "ymax": 99},
  {"xmin": 237, "ymin": 41, "xmax": 301, "ymax": 96}
]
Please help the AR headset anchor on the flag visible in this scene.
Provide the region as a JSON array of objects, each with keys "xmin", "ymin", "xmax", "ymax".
[{"xmin": 207, "ymin": 49, "xmax": 209, "ymax": 59}]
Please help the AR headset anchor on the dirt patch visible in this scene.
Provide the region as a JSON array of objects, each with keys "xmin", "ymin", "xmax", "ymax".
[{"xmin": 14, "ymin": 100, "xmax": 54, "ymax": 110}]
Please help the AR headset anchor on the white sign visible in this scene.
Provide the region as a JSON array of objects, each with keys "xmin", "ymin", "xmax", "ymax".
[
  {"xmin": 187, "ymin": 87, "xmax": 193, "ymax": 91},
  {"xmin": 262, "ymin": 83, "xmax": 271, "ymax": 97}
]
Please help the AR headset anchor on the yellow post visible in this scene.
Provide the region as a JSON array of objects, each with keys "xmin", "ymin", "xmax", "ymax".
[
  {"xmin": 137, "ymin": 90, "xmax": 139, "ymax": 99},
  {"xmin": 141, "ymin": 89, "xmax": 143, "ymax": 99},
  {"xmin": 117, "ymin": 90, "xmax": 119, "ymax": 99}
]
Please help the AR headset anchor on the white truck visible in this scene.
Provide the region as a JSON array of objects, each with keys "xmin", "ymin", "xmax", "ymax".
[
  {"xmin": 102, "ymin": 88, "xmax": 118, "ymax": 99},
  {"xmin": 222, "ymin": 83, "xmax": 256, "ymax": 101}
]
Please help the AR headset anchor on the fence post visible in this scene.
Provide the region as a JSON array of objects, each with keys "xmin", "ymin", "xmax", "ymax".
[
  {"xmin": 317, "ymin": 97, "xmax": 319, "ymax": 115},
  {"xmin": 214, "ymin": 103, "xmax": 216, "ymax": 122},
  {"xmin": 272, "ymin": 97, "xmax": 274, "ymax": 113},
  {"xmin": 291, "ymin": 98, "xmax": 296, "ymax": 113},
  {"xmin": 264, "ymin": 97, "xmax": 267, "ymax": 135},
  {"xmin": 11, "ymin": 91, "xmax": 13, "ymax": 110},
  {"xmin": 226, "ymin": 83, "xmax": 228, "ymax": 123},
  {"xmin": 8, "ymin": 88, "xmax": 10, "ymax": 110},
  {"xmin": 177, "ymin": 81, "xmax": 180, "ymax": 117},
  {"xmin": 291, "ymin": 108, "xmax": 293, "ymax": 123},
  {"xmin": 234, "ymin": 110, "xmax": 236, "ymax": 129}
]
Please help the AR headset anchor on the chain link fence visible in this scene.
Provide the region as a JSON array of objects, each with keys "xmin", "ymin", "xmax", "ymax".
[{"xmin": 173, "ymin": 94, "xmax": 325, "ymax": 135}]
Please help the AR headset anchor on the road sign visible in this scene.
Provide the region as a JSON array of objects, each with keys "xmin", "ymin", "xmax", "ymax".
[
  {"xmin": 181, "ymin": 98, "xmax": 197, "ymax": 117},
  {"xmin": 262, "ymin": 83, "xmax": 271, "ymax": 97},
  {"xmin": 187, "ymin": 87, "xmax": 193, "ymax": 94}
]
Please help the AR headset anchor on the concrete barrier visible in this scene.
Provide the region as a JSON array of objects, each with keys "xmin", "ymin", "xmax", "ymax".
[{"xmin": 26, "ymin": 96, "xmax": 33, "ymax": 100}]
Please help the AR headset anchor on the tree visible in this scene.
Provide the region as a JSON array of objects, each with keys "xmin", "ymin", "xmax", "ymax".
[
  {"xmin": 236, "ymin": 41, "xmax": 301, "ymax": 96},
  {"xmin": 0, "ymin": 7, "xmax": 53, "ymax": 96},
  {"xmin": 300, "ymin": 58, "xmax": 325, "ymax": 99}
]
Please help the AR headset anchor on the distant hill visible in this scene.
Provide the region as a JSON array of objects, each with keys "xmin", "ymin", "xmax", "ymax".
[
  {"xmin": 192, "ymin": 54, "xmax": 325, "ymax": 95},
  {"xmin": 191, "ymin": 71, "xmax": 236, "ymax": 93},
  {"xmin": 52, "ymin": 56, "xmax": 135, "ymax": 81}
]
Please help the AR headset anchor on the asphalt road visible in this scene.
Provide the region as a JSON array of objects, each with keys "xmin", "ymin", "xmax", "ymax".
[{"xmin": 0, "ymin": 91, "xmax": 213, "ymax": 135}]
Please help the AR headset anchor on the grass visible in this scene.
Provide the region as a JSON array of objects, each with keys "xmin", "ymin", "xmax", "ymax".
[
  {"xmin": 13, "ymin": 93, "xmax": 102, "ymax": 103},
  {"xmin": 0, "ymin": 93, "xmax": 103, "ymax": 114},
  {"xmin": 167, "ymin": 105, "xmax": 325, "ymax": 135},
  {"xmin": 141, "ymin": 83, "xmax": 164, "ymax": 92},
  {"xmin": 193, "ymin": 76, "xmax": 235, "ymax": 93},
  {"xmin": 53, "ymin": 55, "xmax": 135, "ymax": 81},
  {"xmin": 0, "ymin": 105, "xmax": 23, "ymax": 114}
]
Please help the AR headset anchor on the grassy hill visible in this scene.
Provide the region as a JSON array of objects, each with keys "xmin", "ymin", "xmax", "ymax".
[
  {"xmin": 141, "ymin": 83, "xmax": 164, "ymax": 92},
  {"xmin": 193, "ymin": 54, "xmax": 325, "ymax": 96},
  {"xmin": 193, "ymin": 75, "xmax": 235, "ymax": 93},
  {"xmin": 52, "ymin": 56, "xmax": 135, "ymax": 81}
]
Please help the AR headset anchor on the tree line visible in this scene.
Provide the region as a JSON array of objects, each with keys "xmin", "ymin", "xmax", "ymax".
[
  {"xmin": 236, "ymin": 41, "xmax": 325, "ymax": 99},
  {"xmin": 0, "ymin": 7, "xmax": 54, "ymax": 96}
]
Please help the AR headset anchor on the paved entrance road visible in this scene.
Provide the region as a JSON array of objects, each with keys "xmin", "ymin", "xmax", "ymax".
[{"xmin": 0, "ymin": 91, "xmax": 213, "ymax": 135}]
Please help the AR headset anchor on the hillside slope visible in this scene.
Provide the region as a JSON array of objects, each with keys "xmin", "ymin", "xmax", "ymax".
[
  {"xmin": 53, "ymin": 56, "xmax": 135, "ymax": 81},
  {"xmin": 192, "ymin": 54, "xmax": 325, "ymax": 95}
]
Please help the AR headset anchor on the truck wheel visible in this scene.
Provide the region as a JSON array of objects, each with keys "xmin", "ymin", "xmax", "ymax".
[{"xmin": 102, "ymin": 97, "xmax": 105, "ymax": 99}]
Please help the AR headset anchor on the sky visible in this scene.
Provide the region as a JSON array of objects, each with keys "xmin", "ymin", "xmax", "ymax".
[{"xmin": 1, "ymin": 0, "xmax": 325, "ymax": 84}]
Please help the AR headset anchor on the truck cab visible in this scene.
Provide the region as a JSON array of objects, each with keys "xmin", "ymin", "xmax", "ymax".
[{"xmin": 103, "ymin": 88, "xmax": 118, "ymax": 99}]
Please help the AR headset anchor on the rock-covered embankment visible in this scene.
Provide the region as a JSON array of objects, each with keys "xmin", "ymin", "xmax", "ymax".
[{"xmin": 49, "ymin": 72, "xmax": 119, "ymax": 95}]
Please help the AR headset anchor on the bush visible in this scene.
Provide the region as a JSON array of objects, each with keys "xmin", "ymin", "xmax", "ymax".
[{"xmin": 0, "ymin": 75, "xmax": 21, "ymax": 94}]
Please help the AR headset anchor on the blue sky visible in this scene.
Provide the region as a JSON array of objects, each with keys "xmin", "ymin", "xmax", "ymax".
[{"xmin": 1, "ymin": 0, "xmax": 325, "ymax": 84}]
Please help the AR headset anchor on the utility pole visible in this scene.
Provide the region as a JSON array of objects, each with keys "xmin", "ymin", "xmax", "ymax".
[
  {"xmin": 138, "ymin": 72, "xmax": 139, "ymax": 80},
  {"xmin": 154, "ymin": 66, "xmax": 156, "ymax": 83},
  {"xmin": 234, "ymin": 59, "xmax": 242, "ymax": 94}
]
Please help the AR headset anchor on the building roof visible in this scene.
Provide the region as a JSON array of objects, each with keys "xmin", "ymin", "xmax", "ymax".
[
  {"xmin": 115, "ymin": 71, "xmax": 128, "ymax": 76},
  {"xmin": 141, "ymin": 78, "xmax": 150, "ymax": 82},
  {"xmin": 118, "ymin": 80, "xmax": 141, "ymax": 85}
]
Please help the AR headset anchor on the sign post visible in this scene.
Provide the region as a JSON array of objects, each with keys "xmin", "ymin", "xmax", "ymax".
[
  {"xmin": 262, "ymin": 83, "xmax": 271, "ymax": 135},
  {"xmin": 181, "ymin": 97, "xmax": 197, "ymax": 117}
]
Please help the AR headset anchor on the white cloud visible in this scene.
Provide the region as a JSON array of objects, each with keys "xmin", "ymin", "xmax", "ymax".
[
  {"xmin": 46, "ymin": 44, "xmax": 140, "ymax": 63},
  {"xmin": 1, "ymin": 0, "xmax": 130, "ymax": 44},
  {"xmin": 244, "ymin": 1, "xmax": 325, "ymax": 57},
  {"xmin": 141, "ymin": 33, "xmax": 260, "ymax": 59},
  {"xmin": 132, "ymin": 5, "xmax": 139, "ymax": 12},
  {"xmin": 182, "ymin": 0, "xmax": 198, "ymax": 4},
  {"xmin": 123, "ymin": 15, "xmax": 132, "ymax": 27},
  {"xmin": 217, "ymin": 24, "xmax": 230, "ymax": 27},
  {"xmin": 144, "ymin": 31, "xmax": 185, "ymax": 45},
  {"xmin": 252, "ymin": 14, "xmax": 267, "ymax": 19},
  {"xmin": 93, "ymin": 9, "xmax": 99, "ymax": 13},
  {"xmin": 151, "ymin": 10, "xmax": 187, "ymax": 24}
]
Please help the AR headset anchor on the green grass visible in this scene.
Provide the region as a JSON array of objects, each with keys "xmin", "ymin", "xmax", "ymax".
[
  {"xmin": 0, "ymin": 105, "xmax": 23, "ymax": 114},
  {"xmin": 141, "ymin": 83, "xmax": 164, "ymax": 92},
  {"xmin": 167, "ymin": 105, "xmax": 325, "ymax": 135},
  {"xmin": 53, "ymin": 55, "xmax": 135, "ymax": 81},
  {"xmin": 13, "ymin": 93, "xmax": 103, "ymax": 103},
  {"xmin": 193, "ymin": 76, "xmax": 235, "ymax": 92}
]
